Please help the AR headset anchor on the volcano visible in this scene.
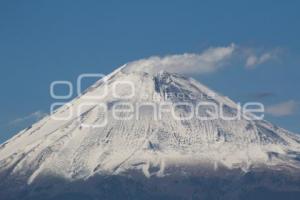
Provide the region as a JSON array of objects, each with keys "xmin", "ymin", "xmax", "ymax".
[{"xmin": 1, "ymin": 64, "xmax": 300, "ymax": 200}]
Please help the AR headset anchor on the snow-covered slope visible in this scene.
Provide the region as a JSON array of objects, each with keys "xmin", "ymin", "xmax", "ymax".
[{"xmin": 1, "ymin": 64, "xmax": 300, "ymax": 185}]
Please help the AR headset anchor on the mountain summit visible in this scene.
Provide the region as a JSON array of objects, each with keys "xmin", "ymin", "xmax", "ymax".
[{"xmin": 1, "ymin": 64, "xmax": 300, "ymax": 200}]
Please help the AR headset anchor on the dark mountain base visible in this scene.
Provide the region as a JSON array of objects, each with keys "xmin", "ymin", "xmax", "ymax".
[{"xmin": 1, "ymin": 169, "xmax": 300, "ymax": 200}]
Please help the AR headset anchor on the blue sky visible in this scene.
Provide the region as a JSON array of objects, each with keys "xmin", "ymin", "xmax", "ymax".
[{"xmin": 0, "ymin": 0, "xmax": 299, "ymax": 143}]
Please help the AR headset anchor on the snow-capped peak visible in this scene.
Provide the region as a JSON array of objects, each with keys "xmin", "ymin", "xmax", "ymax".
[{"xmin": 0, "ymin": 64, "xmax": 300, "ymax": 184}]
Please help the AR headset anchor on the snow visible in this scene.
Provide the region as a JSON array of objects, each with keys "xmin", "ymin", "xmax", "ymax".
[{"xmin": 0, "ymin": 64, "xmax": 300, "ymax": 184}]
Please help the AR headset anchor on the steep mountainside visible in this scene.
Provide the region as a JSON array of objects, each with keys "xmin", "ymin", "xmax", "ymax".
[{"xmin": 1, "ymin": 65, "xmax": 300, "ymax": 199}]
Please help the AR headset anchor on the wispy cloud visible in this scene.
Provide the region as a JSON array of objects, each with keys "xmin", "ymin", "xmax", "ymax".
[
  {"xmin": 8, "ymin": 110, "xmax": 47, "ymax": 126},
  {"xmin": 245, "ymin": 49, "xmax": 279, "ymax": 69},
  {"xmin": 266, "ymin": 100, "xmax": 299, "ymax": 117},
  {"xmin": 248, "ymin": 92, "xmax": 276, "ymax": 100},
  {"xmin": 124, "ymin": 44, "xmax": 280, "ymax": 75},
  {"xmin": 124, "ymin": 44, "xmax": 236, "ymax": 75}
]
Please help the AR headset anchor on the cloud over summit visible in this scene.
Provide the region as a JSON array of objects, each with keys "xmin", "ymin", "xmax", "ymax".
[
  {"xmin": 123, "ymin": 44, "xmax": 279, "ymax": 75},
  {"xmin": 124, "ymin": 44, "xmax": 236, "ymax": 75}
]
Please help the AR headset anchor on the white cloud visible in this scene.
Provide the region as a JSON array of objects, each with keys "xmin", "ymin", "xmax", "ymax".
[
  {"xmin": 124, "ymin": 44, "xmax": 236, "ymax": 75},
  {"xmin": 266, "ymin": 100, "xmax": 299, "ymax": 117},
  {"xmin": 245, "ymin": 51, "xmax": 277, "ymax": 69},
  {"xmin": 8, "ymin": 110, "xmax": 47, "ymax": 126},
  {"xmin": 123, "ymin": 44, "xmax": 280, "ymax": 74}
]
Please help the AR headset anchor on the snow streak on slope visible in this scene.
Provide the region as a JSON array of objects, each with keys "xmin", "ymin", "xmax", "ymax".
[{"xmin": 0, "ymin": 65, "xmax": 300, "ymax": 185}]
